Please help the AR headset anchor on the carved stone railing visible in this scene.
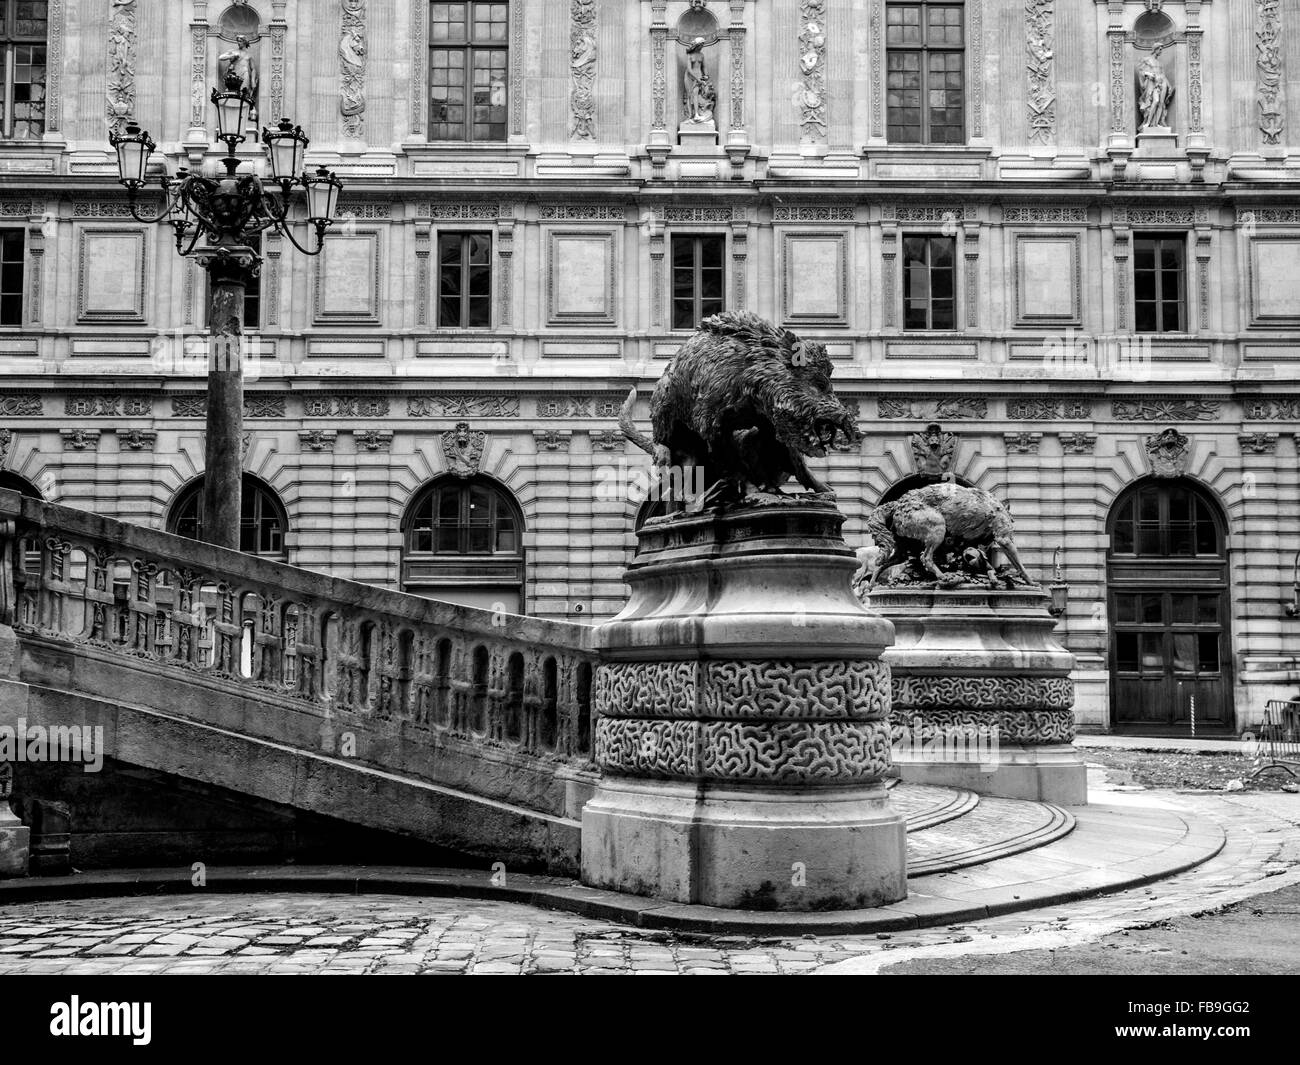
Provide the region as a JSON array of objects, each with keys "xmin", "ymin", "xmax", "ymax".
[{"xmin": 0, "ymin": 490, "xmax": 597, "ymax": 818}]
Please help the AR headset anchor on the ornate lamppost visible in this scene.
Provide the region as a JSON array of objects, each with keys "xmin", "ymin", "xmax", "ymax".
[{"xmin": 108, "ymin": 82, "xmax": 342, "ymax": 551}]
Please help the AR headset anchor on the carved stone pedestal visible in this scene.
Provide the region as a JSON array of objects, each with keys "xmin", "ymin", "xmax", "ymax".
[
  {"xmin": 871, "ymin": 588, "xmax": 1087, "ymax": 806},
  {"xmin": 581, "ymin": 501, "xmax": 906, "ymax": 910}
]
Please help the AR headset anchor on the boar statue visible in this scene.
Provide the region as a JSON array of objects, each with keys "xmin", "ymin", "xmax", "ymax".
[{"xmin": 619, "ymin": 311, "xmax": 860, "ymax": 510}]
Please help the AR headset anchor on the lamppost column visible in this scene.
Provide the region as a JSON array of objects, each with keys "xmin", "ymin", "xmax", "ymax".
[{"xmin": 198, "ymin": 246, "xmax": 255, "ymax": 551}]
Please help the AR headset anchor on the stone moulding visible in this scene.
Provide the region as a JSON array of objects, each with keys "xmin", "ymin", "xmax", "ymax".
[
  {"xmin": 594, "ymin": 659, "xmax": 890, "ymax": 720},
  {"xmin": 594, "ymin": 717, "xmax": 893, "ymax": 782}
]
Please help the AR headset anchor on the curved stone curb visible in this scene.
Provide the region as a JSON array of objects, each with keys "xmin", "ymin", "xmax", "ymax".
[
  {"xmin": 907, "ymin": 800, "xmax": 1074, "ymax": 876},
  {"xmin": 0, "ymin": 803, "xmax": 1225, "ymax": 936},
  {"xmin": 890, "ymin": 783, "xmax": 980, "ymax": 832}
]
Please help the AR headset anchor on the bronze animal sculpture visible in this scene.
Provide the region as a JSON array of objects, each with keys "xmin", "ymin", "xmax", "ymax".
[
  {"xmin": 620, "ymin": 311, "xmax": 859, "ymax": 508},
  {"xmin": 864, "ymin": 481, "xmax": 1037, "ymax": 590}
]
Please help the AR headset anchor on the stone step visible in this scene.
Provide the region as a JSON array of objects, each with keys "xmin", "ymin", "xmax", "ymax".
[{"xmin": 886, "ymin": 780, "xmax": 981, "ymax": 832}]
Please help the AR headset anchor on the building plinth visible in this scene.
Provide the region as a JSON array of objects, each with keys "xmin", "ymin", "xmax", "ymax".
[
  {"xmin": 581, "ymin": 500, "xmax": 906, "ymax": 910},
  {"xmin": 873, "ymin": 588, "xmax": 1088, "ymax": 806}
]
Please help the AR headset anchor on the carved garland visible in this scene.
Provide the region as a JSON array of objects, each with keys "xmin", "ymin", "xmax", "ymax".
[
  {"xmin": 339, "ymin": 0, "xmax": 367, "ymax": 139},
  {"xmin": 1025, "ymin": 0, "xmax": 1055, "ymax": 146},
  {"xmin": 569, "ymin": 0, "xmax": 597, "ymax": 141},
  {"xmin": 106, "ymin": 0, "xmax": 138, "ymax": 135},
  {"xmin": 797, "ymin": 0, "xmax": 827, "ymax": 144},
  {"xmin": 1257, "ymin": 0, "xmax": 1284, "ymax": 145}
]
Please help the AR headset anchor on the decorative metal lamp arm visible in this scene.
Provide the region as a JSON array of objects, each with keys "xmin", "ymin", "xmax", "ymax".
[{"xmin": 1286, "ymin": 549, "xmax": 1300, "ymax": 617}]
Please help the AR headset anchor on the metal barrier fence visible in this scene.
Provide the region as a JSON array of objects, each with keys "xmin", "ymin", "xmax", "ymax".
[{"xmin": 1251, "ymin": 700, "xmax": 1300, "ymax": 780}]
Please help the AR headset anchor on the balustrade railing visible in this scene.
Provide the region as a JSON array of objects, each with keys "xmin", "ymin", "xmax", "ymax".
[{"xmin": 0, "ymin": 490, "xmax": 597, "ymax": 770}]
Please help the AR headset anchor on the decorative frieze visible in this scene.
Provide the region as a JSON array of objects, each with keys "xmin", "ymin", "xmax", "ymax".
[
  {"xmin": 1002, "ymin": 205, "xmax": 1087, "ymax": 224},
  {"xmin": 664, "ymin": 205, "xmax": 735, "ymax": 223},
  {"xmin": 870, "ymin": 0, "xmax": 883, "ymax": 138},
  {"xmin": 1113, "ymin": 399, "xmax": 1220, "ymax": 421},
  {"xmin": 171, "ymin": 395, "xmax": 207, "ymax": 418},
  {"xmin": 45, "ymin": 0, "xmax": 64, "ymax": 133},
  {"xmin": 0, "ymin": 201, "xmax": 32, "ymax": 217},
  {"xmin": 64, "ymin": 395, "xmax": 151, "ymax": 418},
  {"xmin": 797, "ymin": 0, "xmax": 827, "ymax": 145},
  {"xmin": 425, "ymin": 202, "xmax": 499, "ymax": 221},
  {"xmin": 303, "ymin": 395, "xmax": 388, "ymax": 418},
  {"xmin": 1239, "ymin": 207, "xmax": 1300, "ymax": 225},
  {"xmin": 1025, "ymin": 0, "xmax": 1055, "ymax": 146},
  {"xmin": 1244, "ymin": 398, "xmax": 1300, "ymax": 421},
  {"xmin": 969, "ymin": 0, "xmax": 984, "ymax": 138},
  {"xmin": 1004, "ymin": 431, "xmax": 1042, "ymax": 455},
  {"xmin": 190, "ymin": 22, "xmax": 207, "ymax": 129},
  {"xmin": 878, "ymin": 397, "xmax": 987, "ymax": 420},
  {"xmin": 1058, "ymin": 432, "xmax": 1097, "ymax": 454},
  {"xmin": 569, "ymin": 0, "xmax": 597, "ymax": 141},
  {"xmin": 336, "ymin": 202, "xmax": 391, "ymax": 220},
  {"xmin": 339, "ymin": 0, "xmax": 367, "ymax": 139},
  {"xmin": 773, "ymin": 203, "xmax": 855, "ymax": 222},
  {"xmin": 245, "ymin": 395, "xmax": 288, "ymax": 418},
  {"xmin": 1008, "ymin": 398, "xmax": 1093, "ymax": 420},
  {"xmin": 408, "ymin": 395, "xmax": 521, "ymax": 418},
  {"xmin": 409, "ymin": 0, "xmax": 425, "ymax": 134},
  {"xmin": 536, "ymin": 395, "xmax": 623, "ymax": 419},
  {"xmin": 539, "ymin": 204, "xmax": 624, "ymax": 221},
  {"xmin": 269, "ymin": 19, "xmax": 286, "ymax": 123},
  {"xmin": 1239, "ymin": 432, "xmax": 1279, "ymax": 454}
]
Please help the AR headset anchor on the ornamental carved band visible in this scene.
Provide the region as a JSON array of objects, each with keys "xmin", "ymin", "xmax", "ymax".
[
  {"xmin": 891, "ymin": 675, "xmax": 1075, "ymax": 712},
  {"xmin": 595, "ymin": 718, "xmax": 893, "ymax": 782},
  {"xmin": 889, "ymin": 708, "xmax": 1076, "ymax": 746},
  {"xmin": 594, "ymin": 659, "xmax": 891, "ymax": 720}
]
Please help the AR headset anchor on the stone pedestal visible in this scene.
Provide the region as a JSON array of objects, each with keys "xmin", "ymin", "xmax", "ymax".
[
  {"xmin": 871, "ymin": 588, "xmax": 1088, "ymax": 806},
  {"xmin": 581, "ymin": 501, "xmax": 907, "ymax": 910},
  {"xmin": 678, "ymin": 122, "xmax": 719, "ymax": 151},
  {"xmin": 0, "ymin": 766, "xmax": 27, "ymax": 878},
  {"xmin": 1135, "ymin": 127, "xmax": 1178, "ymax": 156}
]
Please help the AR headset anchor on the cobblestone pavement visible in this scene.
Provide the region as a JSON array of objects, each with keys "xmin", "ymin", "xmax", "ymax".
[{"xmin": 0, "ymin": 789, "xmax": 1295, "ymax": 975}]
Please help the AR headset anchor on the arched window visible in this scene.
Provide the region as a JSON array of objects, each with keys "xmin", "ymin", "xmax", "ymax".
[
  {"xmin": 1108, "ymin": 479, "xmax": 1223, "ymax": 558},
  {"xmin": 168, "ymin": 474, "xmax": 289, "ymax": 559},
  {"xmin": 401, "ymin": 475, "xmax": 525, "ymax": 613}
]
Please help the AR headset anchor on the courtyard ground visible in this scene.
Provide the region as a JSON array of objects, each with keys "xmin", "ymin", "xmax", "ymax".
[{"xmin": 0, "ymin": 744, "xmax": 1296, "ymax": 975}]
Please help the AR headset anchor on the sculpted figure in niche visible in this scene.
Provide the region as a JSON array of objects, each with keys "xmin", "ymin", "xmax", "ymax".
[
  {"xmin": 218, "ymin": 35, "xmax": 260, "ymax": 121},
  {"xmin": 1137, "ymin": 46, "xmax": 1173, "ymax": 131},
  {"xmin": 682, "ymin": 37, "xmax": 715, "ymax": 125}
]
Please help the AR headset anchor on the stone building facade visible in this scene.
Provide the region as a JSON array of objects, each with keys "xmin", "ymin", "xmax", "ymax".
[{"xmin": 1, "ymin": 0, "xmax": 1299, "ymax": 735}]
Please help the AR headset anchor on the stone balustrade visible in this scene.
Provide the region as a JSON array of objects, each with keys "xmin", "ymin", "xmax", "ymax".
[{"xmin": 0, "ymin": 489, "xmax": 597, "ymax": 820}]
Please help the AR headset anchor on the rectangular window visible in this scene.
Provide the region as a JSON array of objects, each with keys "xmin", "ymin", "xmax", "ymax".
[
  {"xmin": 438, "ymin": 232, "xmax": 492, "ymax": 328},
  {"xmin": 0, "ymin": 228, "xmax": 22, "ymax": 325},
  {"xmin": 671, "ymin": 234, "xmax": 725, "ymax": 330},
  {"xmin": 204, "ymin": 234, "xmax": 261, "ymax": 330},
  {"xmin": 902, "ymin": 235, "xmax": 956, "ymax": 330},
  {"xmin": 430, "ymin": 2, "xmax": 508, "ymax": 142},
  {"xmin": 1133, "ymin": 234, "xmax": 1186, "ymax": 333},
  {"xmin": 1, "ymin": 0, "xmax": 46, "ymax": 140},
  {"xmin": 886, "ymin": 2, "xmax": 964, "ymax": 144}
]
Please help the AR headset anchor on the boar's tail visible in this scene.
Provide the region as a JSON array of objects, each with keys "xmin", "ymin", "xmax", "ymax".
[{"xmin": 619, "ymin": 387, "xmax": 655, "ymax": 456}]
